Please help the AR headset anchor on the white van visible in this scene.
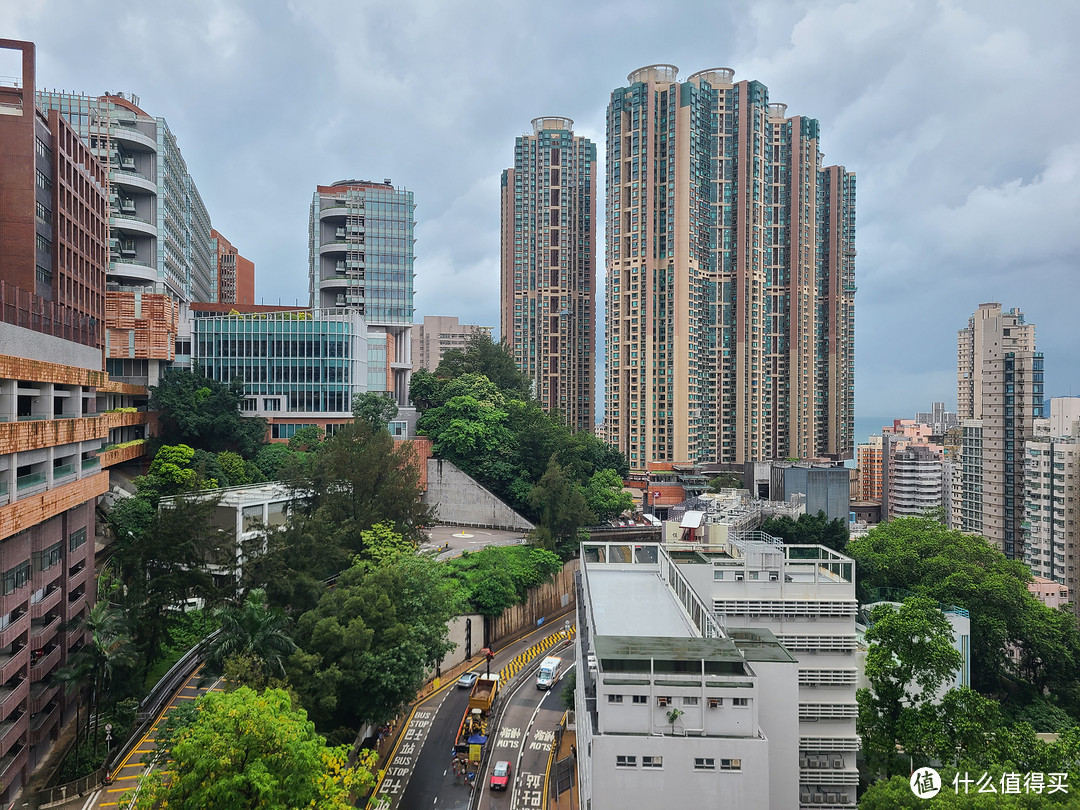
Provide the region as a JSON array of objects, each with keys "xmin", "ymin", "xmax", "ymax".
[{"xmin": 536, "ymin": 656, "xmax": 563, "ymax": 690}]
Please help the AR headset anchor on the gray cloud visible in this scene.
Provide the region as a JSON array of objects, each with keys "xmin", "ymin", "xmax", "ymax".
[{"xmin": 8, "ymin": 0, "xmax": 1080, "ymax": 417}]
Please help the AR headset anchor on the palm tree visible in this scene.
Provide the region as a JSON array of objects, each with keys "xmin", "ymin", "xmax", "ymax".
[
  {"xmin": 204, "ymin": 588, "xmax": 297, "ymax": 687},
  {"xmin": 55, "ymin": 654, "xmax": 93, "ymax": 769},
  {"xmin": 66, "ymin": 602, "xmax": 137, "ymax": 745}
]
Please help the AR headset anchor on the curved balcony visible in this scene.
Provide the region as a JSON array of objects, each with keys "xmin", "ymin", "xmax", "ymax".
[
  {"xmin": 319, "ymin": 241, "xmax": 351, "ymax": 256},
  {"xmin": 27, "ymin": 678, "xmax": 58, "ymax": 715},
  {"xmin": 0, "ymin": 646, "xmax": 29, "ymax": 684},
  {"xmin": 110, "ymin": 213, "xmax": 158, "ymax": 238},
  {"xmin": 0, "ymin": 743, "xmax": 27, "ymax": 786},
  {"xmin": 30, "ymin": 645, "xmax": 60, "ymax": 676},
  {"xmin": 111, "ymin": 169, "xmax": 157, "ymax": 195},
  {"xmin": 109, "ymin": 123, "xmax": 158, "ymax": 151},
  {"xmin": 29, "ymin": 614, "xmax": 60, "ymax": 646},
  {"xmin": 0, "ymin": 712, "xmax": 27, "ymax": 755},
  {"xmin": 110, "ymin": 260, "xmax": 158, "ymax": 285},
  {"xmin": 319, "ymin": 204, "xmax": 350, "ymax": 220}
]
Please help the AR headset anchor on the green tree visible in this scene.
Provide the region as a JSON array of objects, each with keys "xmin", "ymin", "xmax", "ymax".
[
  {"xmin": 295, "ymin": 420, "xmax": 434, "ymax": 552},
  {"xmin": 857, "ymin": 596, "xmax": 963, "ymax": 779},
  {"xmin": 129, "ymin": 687, "xmax": 375, "ymax": 810},
  {"xmin": 436, "ymin": 332, "xmax": 532, "ymax": 401},
  {"xmin": 444, "ymin": 545, "xmax": 562, "ymax": 616},
  {"xmin": 110, "ymin": 494, "xmax": 234, "ymax": 673},
  {"xmin": 847, "ymin": 517, "xmax": 1077, "ymax": 695},
  {"xmin": 529, "ymin": 459, "xmax": 594, "ymax": 557},
  {"xmin": 204, "ymin": 588, "xmax": 297, "ymax": 686},
  {"xmin": 584, "ymin": 469, "xmax": 634, "ymax": 523},
  {"xmin": 255, "ymin": 442, "xmax": 298, "ymax": 481},
  {"xmin": 760, "ymin": 511, "xmax": 849, "ymax": 553},
  {"xmin": 149, "ymin": 368, "xmax": 267, "ymax": 458},
  {"xmin": 352, "ymin": 391, "xmax": 399, "ymax": 432},
  {"xmin": 217, "ymin": 449, "xmax": 256, "ymax": 486},
  {"xmin": 289, "ymin": 426, "xmax": 325, "ymax": 452},
  {"xmin": 133, "ymin": 444, "xmax": 205, "ymax": 505},
  {"xmin": 707, "ymin": 473, "xmax": 744, "ymax": 491},
  {"xmin": 356, "ymin": 522, "xmax": 418, "ymax": 564},
  {"xmin": 287, "ymin": 553, "xmax": 462, "ymax": 732}
]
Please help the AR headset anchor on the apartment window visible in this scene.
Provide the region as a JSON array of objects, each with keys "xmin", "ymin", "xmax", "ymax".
[
  {"xmin": 657, "ymin": 696, "xmax": 671, "ymax": 707},
  {"xmin": 732, "ymin": 697, "xmax": 749, "ymax": 707},
  {"xmin": 34, "ymin": 542, "xmax": 63, "ymax": 572},
  {"xmin": 708, "ymin": 698, "xmax": 722, "ymax": 709},
  {"xmin": 3, "ymin": 561, "xmax": 32, "ymax": 596},
  {"xmin": 683, "ymin": 696, "xmax": 699, "ymax": 706},
  {"xmin": 720, "ymin": 759, "xmax": 742, "ymax": 771},
  {"xmin": 608, "ymin": 694, "xmax": 623, "ymax": 704},
  {"xmin": 616, "ymin": 755, "xmax": 637, "ymax": 768},
  {"xmin": 694, "ymin": 758, "xmax": 716, "ymax": 771},
  {"xmin": 69, "ymin": 527, "xmax": 87, "ymax": 552},
  {"xmin": 35, "ymin": 201, "xmax": 52, "ymax": 225},
  {"xmin": 36, "ymin": 169, "xmax": 51, "ymax": 191},
  {"xmin": 632, "ymin": 695, "xmax": 648, "ymax": 704},
  {"xmin": 36, "ymin": 233, "xmax": 52, "ymax": 254},
  {"xmin": 642, "ymin": 756, "xmax": 663, "ymax": 769},
  {"xmin": 36, "ymin": 265, "xmax": 52, "ymax": 285}
]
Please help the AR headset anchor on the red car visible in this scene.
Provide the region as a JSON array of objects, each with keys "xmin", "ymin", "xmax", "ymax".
[{"xmin": 490, "ymin": 760, "xmax": 511, "ymax": 791}]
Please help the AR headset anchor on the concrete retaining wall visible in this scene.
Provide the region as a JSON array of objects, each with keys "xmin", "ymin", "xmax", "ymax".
[{"xmin": 424, "ymin": 458, "xmax": 534, "ymax": 531}]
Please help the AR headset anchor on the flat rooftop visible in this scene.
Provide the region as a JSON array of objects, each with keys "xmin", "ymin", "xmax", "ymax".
[{"xmin": 588, "ymin": 567, "xmax": 698, "ymax": 638}]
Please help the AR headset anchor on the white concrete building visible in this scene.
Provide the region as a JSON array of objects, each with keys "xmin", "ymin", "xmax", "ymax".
[
  {"xmin": 674, "ymin": 537, "xmax": 860, "ymax": 808},
  {"xmin": 160, "ymin": 483, "xmax": 292, "ymax": 588},
  {"xmin": 1023, "ymin": 398, "xmax": 1080, "ymax": 618},
  {"xmin": 575, "ymin": 541, "xmax": 800, "ymax": 810}
]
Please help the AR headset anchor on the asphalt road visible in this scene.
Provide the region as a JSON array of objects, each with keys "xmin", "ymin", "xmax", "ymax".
[
  {"xmin": 383, "ymin": 625, "xmax": 572, "ymax": 810},
  {"xmin": 477, "ymin": 655, "xmax": 573, "ymax": 810}
]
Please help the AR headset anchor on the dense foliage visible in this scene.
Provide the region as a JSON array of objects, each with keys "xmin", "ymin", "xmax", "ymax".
[
  {"xmin": 129, "ymin": 687, "xmax": 376, "ymax": 809},
  {"xmin": 410, "ymin": 333, "xmax": 629, "ymax": 554},
  {"xmin": 760, "ymin": 510, "xmax": 850, "ymax": 553},
  {"xmin": 149, "ymin": 368, "xmax": 268, "ymax": 458},
  {"xmin": 848, "ymin": 517, "xmax": 1080, "ymax": 704},
  {"xmin": 443, "ymin": 545, "xmax": 563, "ymax": 617},
  {"xmin": 286, "ymin": 550, "xmax": 462, "ymax": 736}
]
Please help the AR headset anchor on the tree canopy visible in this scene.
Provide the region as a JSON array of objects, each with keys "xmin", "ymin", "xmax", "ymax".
[
  {"xmin": 444, "ymin": 545, "xmax": 563, "ymax": 617},
  {"xmin": 857, "ymin": 596, "xmax": 964, "ymax": 779},
  {"xmin": 149, "ymin": 368, "xmax": 267, "ymax": 458},
  {"xmin": 130, "ymin": 687, "xmax": 375, "ymax": 809},
  {"xmin": 759, "ymin": 510, "xmax": 849, "ymax": 553},
  {"xmin": 286, "ymin": 551, "xmax": 462, "ymax": 733},
  {"xmin": 847, "ymin": 517, "xmax": 1080, "ymax": 700}
]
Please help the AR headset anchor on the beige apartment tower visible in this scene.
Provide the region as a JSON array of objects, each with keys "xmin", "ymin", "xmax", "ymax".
[
  {"xmin": 411, "ymin": 315, "xmax": 491, "ymax": 372},
  {"xmin": 500, "ymin": 118, "xmax": 596, "ymax": 432},
  {"xmin": 604, "ymin": 66, "xmax": 855, "ymax": 473},
  {"xmin": 955, "ymin": 303, "xmax": 1043, "ymax": 560}
]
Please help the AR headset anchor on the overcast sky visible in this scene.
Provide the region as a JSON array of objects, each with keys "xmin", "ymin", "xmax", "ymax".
[{"xmin": 7, "ymin": 0, "xmax": 1080, "ymax": 418}]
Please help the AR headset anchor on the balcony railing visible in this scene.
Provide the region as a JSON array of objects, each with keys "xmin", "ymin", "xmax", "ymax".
[
  {"xmin": 52, "ymin": 464, "xmax": 76, "ymax": 482},
  {"xmin": 0, "ymin": 279, "xmax": 99, "ymax": 347},
  {"xmin": 16, "ymin": 472, "xmax": 45, "ymax": 491}
]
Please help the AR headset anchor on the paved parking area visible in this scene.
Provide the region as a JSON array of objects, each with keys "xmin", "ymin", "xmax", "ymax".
[{"xmin": 421, "ymin": 526, "xmax": 527, "ymax": 559}]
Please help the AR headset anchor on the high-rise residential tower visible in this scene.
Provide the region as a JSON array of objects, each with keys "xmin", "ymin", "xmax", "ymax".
[
  {"xmin": 1024, "ymin": 398, "xmax": 1080, "ymax": 618},
  {"xmin": 501, "ymin": 117, "xmax": 596, "ymax": 432},
  {"xmin": 957, "ymin": 303, "xmax": 1036, "ymax": 420},
  {"xmin": 955, "ymin": 303, "xmax": 1043, "ymax": 559},
  {"xmin": 308, "ymin": 180, "xmax": 415, "ymax": 406},
  {"xmin": 604, "ymin": 66, "xmax": 855, "ymax": 473}
]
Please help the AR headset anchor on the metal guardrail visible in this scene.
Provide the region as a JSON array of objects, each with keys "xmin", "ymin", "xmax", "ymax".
[{"xmin": 31, "ymin": 630, "xmax": 219, "ymax": 808}]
